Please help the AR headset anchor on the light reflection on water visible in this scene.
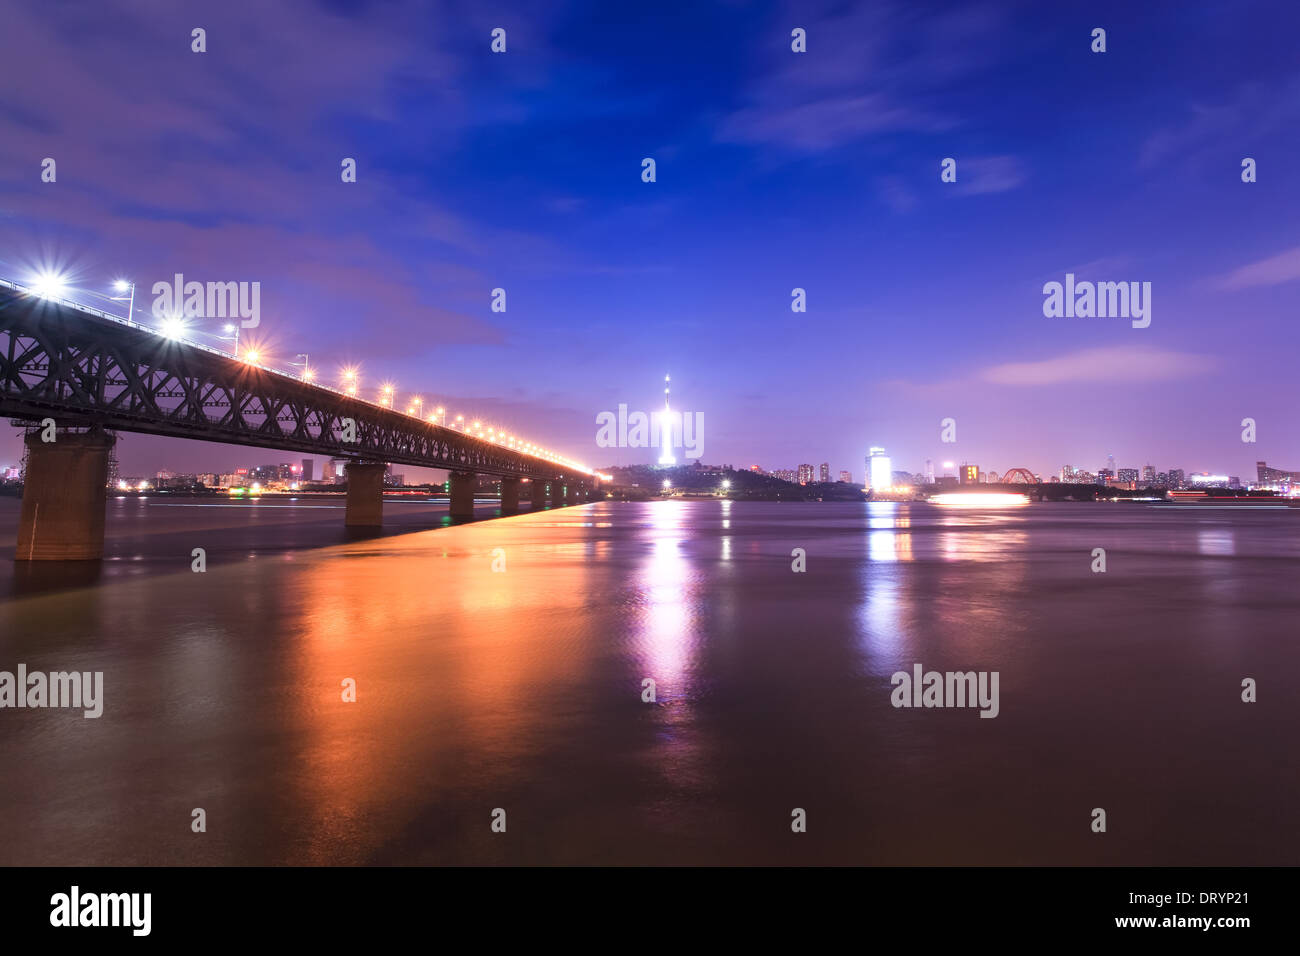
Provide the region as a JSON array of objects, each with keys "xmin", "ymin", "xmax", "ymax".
[{"xmin": 0, "ymin": 498, "xmax": 1297, "ymax": 865}]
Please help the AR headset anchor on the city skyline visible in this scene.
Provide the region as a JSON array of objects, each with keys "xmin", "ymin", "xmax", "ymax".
[{"xmin": 2, "ymin": 0, "xmax": 1298, "ymax": 482}]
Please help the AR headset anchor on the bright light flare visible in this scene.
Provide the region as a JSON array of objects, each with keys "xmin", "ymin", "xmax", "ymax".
[
  {"xmin": 158, "ymin": 316, "xmax": 187, "ymax": 340},
  {"xmin": 29, "ymin": 271, "xmax": 70, "ymax": 299}
]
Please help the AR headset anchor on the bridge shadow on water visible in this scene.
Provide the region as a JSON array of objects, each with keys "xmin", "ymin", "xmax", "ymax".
[{"xmin": 0, "ymin": 495, "xmax": 576, "ymax": 600}]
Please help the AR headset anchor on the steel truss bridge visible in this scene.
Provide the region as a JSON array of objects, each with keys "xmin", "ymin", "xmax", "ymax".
[{"xmin": 0, "ymin": 282, "xmax": 594, "ymax": 487}]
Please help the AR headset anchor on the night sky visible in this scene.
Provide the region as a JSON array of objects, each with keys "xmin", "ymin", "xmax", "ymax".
[{"xmin": 2, "ymin": 0, "xmax": 1297, "ymax": 482}]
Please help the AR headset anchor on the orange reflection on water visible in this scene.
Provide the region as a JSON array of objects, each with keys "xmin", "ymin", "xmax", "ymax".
[{"xmin": 286, "ymin": 516, "xmax": 596, "ymax": 863}]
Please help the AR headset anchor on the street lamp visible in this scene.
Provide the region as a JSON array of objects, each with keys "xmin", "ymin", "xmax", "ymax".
[
  {"xmin": 290, "ymin": 353, "xmax": 313, "ymax": 382},
  {"xmin": 222, "ymin": 323, "xmax": 241, "ymax": 357},
  {"xmin": 29, "ymin": 271, "xmax": 70, "ymax": 300},
  {"xmin": 110, "ymin": 279, "xmax": 135, "ymax": 322}
]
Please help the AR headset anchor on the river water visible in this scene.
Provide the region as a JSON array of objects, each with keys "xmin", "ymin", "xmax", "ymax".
[{"xmin": 0, "ymin": 496, "xmax": 1295, "ymax": 864}]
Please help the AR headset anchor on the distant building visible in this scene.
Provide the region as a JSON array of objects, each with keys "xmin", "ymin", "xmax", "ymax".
[
  {"xmin": 249, "ymin": 463, "xmax": 295, "ymax": 485},
  {"xmin": 1257, "ymin": 461, "xmax": 1300, "ymax": 484},
  {"xmin": 772, "ymin": 469, "xmax": 798, "ymax": 483},
  {"xmin": 1141, "ymin": 464, "xmax": 1156, "ymax": 486},
  {"xmin": 960, "ymin": 464, "xmax": 979, "ymax": 484},
  {"xmin": 867, "ymin": 448, "xmax": 892, "ymax": 492},
  {"xmin": 749, "ymin": 464, "xmax": 764, "ymax": 474},
  {"xmin": 1189, "ymin": 473, "xmax": 1230, "ymax": 486},
  {"xmin": 1097, "ymin": 469, "xmax": 1114, "ymax": 486},
  {"xmin": 797, "ymin": 463, "xmax": 815, "ymax": 484},
  {"xmin": 301, "ymin": 459, "xmax": 314, "ymax": 482},
  {"xmin": 819, "ymin": 462, "xmax": 830, "ymax": 483},
  {"xmin": 838, "ymin": 470, "xmax": 852, "ymax": 484},
  {"xmin": 924, "ymin": 459, "xmax": 935, "ymax": 484},
  {"xmin": 1168, "ymin": 468, "xmax": 1185, "ymax": 490},
  {"xmin": 984, "ymin": 470, "xmax": 1000, "ymax": 483},
  {"xmin": 1117, "ymin": 468, "xmax": 1139, "ymax": 484}
]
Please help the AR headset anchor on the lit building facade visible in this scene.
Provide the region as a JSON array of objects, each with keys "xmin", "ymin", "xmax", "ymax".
[{"xmin": 867, "ymin": 447, "xmax": 892, "ymax": 492}]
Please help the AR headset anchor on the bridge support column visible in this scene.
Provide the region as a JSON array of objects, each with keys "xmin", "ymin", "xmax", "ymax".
[
  {"xmin": 500, "ymin": 477, "xmax": 521, "ymax": 515},
  {"xmin": 344, "ymin": 462, "xmax": 386, "ymax": 527},
  {"xmin": 529, "ymin": 479, "xmax": 547, "ymax": 510},
  {"xmin": 449, "ymin": 470, "xmax": 476, "ymax": 518},
  {"xmin": 16, "ymin": 429, "xmax": 115, "ymax": 561},
  {"xmin": 550, "ymin": 480, "xmax": 567, "ymax": 507}
]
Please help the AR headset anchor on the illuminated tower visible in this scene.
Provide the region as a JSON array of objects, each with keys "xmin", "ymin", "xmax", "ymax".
[
  {"xmin": 868, "ymin": 447, "xmax": 892, "ymax": 492},
  {"xmin": 657, "ymin": 373, "xmax": 676, "ymax": 465}
]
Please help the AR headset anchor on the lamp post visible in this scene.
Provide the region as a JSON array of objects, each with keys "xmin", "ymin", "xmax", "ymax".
[{"xmin": 110, "ymin": 279, "xmax": 135, "ymax": 323}]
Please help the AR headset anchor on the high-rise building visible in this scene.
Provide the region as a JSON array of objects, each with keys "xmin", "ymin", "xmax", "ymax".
[
  {"xmin": 924, "ymin": 459, "xmax": 935, "ymax": 484},
  {"xmin": 322, "ymin": 459, "xmax": 336, "ymax": 482},
  {"xmin": 838, "ymin": 470, "xmax": 852, "ymax": 484},
  {"xmin": 1168, "ymin": 468, "xmax": 1185, "ymax": 490},
  {"xmin": 960, "ymin": 464, "xmax": 979, "ymax": 484},
  {"xmin": 867, "ymin": 447, "xmax": 892, "ymax": 492},
  {"xmin": 301, "ymin": 458, "xmax": 314, "ymax": 482},
  {"xmin": 819, "ymin": 462, "xmax": 830, "ymax": 483},
  {"xmin": 1096, "ymin": 469, "xmax": 1113, "ymax": 486},
  {"xmin": 1105, "ymin": 454, "xmax": 1116, "ymax": 476},
  {"xmin": 1141, "ymin": 464, "xmax": 1155, "ymax": 486},
  {"xmin": 1117, "ymin": 468, "xmax": 1139, "ymax": 484},
  {"xmin": 1257, "ymin": 461, "xmax": 1300, "ymax": 483},
  {"xmin": 797, "ymin": 463, "xmax": 814, "ymax": 484}
]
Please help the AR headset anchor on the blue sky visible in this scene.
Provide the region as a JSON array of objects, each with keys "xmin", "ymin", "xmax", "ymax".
[{"xmin": 2, "ymin": 0, "xmax": 1298, "ymax": 481}]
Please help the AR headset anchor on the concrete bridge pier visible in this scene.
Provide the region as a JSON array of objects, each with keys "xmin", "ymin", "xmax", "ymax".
[
  {"xmin": 344, "ymin": 462, "xmax": 386, "ymax": 527},
  {"xmin": 500, "ymin": 477, "xmax": 521, "ymax": 515},
  {"xmin": 16, "ymin": 428, "xmax": 116, "ymax": 561},
  {"xmin": 550, "ymin": 480, "xmax": 568, "ymax": 507},
  {"xmin": 449, "ymin": 470, "xmax": 476, "ymax": 518},
  {"xmin": 529, "ymin": 479, "xmax": 547, "ymax": 510}
]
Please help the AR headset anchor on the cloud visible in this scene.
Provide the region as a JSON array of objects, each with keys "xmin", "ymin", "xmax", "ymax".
[
  {"xmin": 1211, "ymin": 246, "xmax": 1300, "ymax": 290},
  {"xmin": 980, "ymin": 347, "xmax": 1215, "ymax": 387},
  {"xmin": 717, "ymin": 0, "xmax": 1006, "ymax": 152},
  {"xmin": 951, "ymin": 155, "xmax": 1026, "ymax": 196},
  {"xmin": 1139, "ymin": 76, "xmax": 1300, "ymax": 170}
]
